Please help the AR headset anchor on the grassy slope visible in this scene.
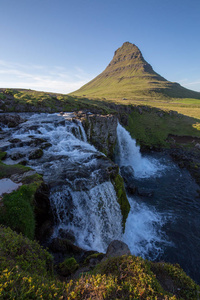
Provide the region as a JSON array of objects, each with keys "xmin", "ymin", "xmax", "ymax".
[
  {"xmin": 1, "ymin": 88, "xmax": 200, "ymax": 148},
  {"xmin": 0, "ymin": 226, "xmax": 199, "ymax": 299},
  {"xmin": 71, "ymin": 42, "xmax": 200, "ymax": 100}
]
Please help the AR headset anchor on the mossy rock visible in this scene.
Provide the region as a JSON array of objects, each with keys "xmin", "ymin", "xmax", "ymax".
[
  {"xmin": 57, "ymin": 257, "xmax": 79, "ymax": 277},
  {"xmin": 0, "ymin": 151, "xmax": 6, "ymax": 160},
  {"xmin": 111, "ymin": 173, "xmax": 130, "ymax": 230},
  {"xmin": 0, "ymin": 184, "xmax": 37, "ymax": 240},
  {"xmin": 0, "ymin": 154, "xmax": 45, "ymax": 240},
  {"xmin": 83, "ymin": 252, "xmax": 105, "ymax": 266}
]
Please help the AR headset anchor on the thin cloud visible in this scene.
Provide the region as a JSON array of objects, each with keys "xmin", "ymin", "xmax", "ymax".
[
  {"xmin": 178, "ymin": 78, "xmax": 200, "ymax": 92},
  {"xmin": 0, "ymin": 60, "xmax": 92, "ymax": 93}
]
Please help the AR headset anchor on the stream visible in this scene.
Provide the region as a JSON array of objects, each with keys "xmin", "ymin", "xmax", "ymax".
[{"xmin": 0, "ymin": 113, "xmax": 200, "ymax": 284}]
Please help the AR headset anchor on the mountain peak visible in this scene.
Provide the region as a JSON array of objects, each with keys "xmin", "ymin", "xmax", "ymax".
[
  {"xmin": 105, "ymin": 42, "xmax": 154, "ymax": 76},
  {"xmin": 72, "ymin": 42, "xmax": 200, "ymax": 100}
]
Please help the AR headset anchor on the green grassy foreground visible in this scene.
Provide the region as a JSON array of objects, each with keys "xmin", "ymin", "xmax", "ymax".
[{"xmin": 0, "ymin": 226, "xmax": 199, "ymax": 299}]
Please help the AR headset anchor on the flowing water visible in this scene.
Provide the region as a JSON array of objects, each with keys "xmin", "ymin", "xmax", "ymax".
[
  {"xmin": 0, "ymin": 113, "xmax": 122, "ymax": 252},
  {"xmin": 1, "ymin": 114, "xmax": 200, "ymax": 283},
  {"xmin": 117, "ymin": 123, "xmax": 200, "ymax": 283}
]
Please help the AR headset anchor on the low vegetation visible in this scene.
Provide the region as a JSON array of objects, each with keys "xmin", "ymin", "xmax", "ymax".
[
  {"xmin": 0, "ymin": 152, "xmax": 43, "ymax": 239},
  {"xmin": 0, "ymin": 226, "xmax": 199, "ymax": 299}
]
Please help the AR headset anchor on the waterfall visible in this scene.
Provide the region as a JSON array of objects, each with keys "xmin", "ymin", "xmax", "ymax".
[
  {"xmin": 50, "ymin": 182, "xmax": 122, "ymax": 252},
  {"xmin": 116, "ymin": 122, "xmax": 169, "ymax": 259},
  {"xmin": 116, "ymin": 122, "xmax": 165, "ymax": 178},
  {"xmin": 7, "ymin": 113, "xmax": 122, "ymax": 252}
]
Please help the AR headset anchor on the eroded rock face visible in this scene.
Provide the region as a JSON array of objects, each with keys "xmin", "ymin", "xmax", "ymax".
[{"xmin": 75, "ymin": 111, "xmax": 118, "ymax": 158}]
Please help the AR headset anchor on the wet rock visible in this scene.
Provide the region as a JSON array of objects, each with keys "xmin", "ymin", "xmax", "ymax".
[
  {"xmin": 76, "ymin": 112, "xmax": 118, "ymax": 158},
  {"xmin": 9, "ymin": 138, "xmax": 21, "ymax": 143},
  {"xmin": 41, "ymin": 142, "xmax": 52, "ymax": 149},
  {"xmin": 28, "ymin": 148, "xmax": 43, "ymax": 159},
  {"xmin": 0, "ymin": 114, "xmax": 25, "ymax": 127},
  {"xmin": 120, "ymin": 165, "xmax": 135, "ymax": 183},
  {"xmin": 103, "ymin": 240, "xmax": 131, "ymax": 260},
  {"xmin": 127, "ymin": 184, "xmax": 137, "ymax": 195},
  {"xmin": 18, "ymin": 160, "xmax": 27, "ymax": 165},
  {"xmin": 47, "ymin": 154, "xmax": 119, "ymax": 190},
  {"xmin": 49, "ymin": 237, "xmax": 84, "ymax": 255},
  {"xmin": 120, "ymin": 165, "xmax": 137, "ymax": 194},
  {"xmin": 10, "ymin": 152, "xmax": 25, "ymax": 160},
  {"xmin": 34, "ymin": 183, "xmax": 54, "ymax": 241},
  {"xmin": 58, "ymin": 228, "xmax": 76, "ymax": 243},
  {"xmin": 29, "ymin": 137, "xmax": 47, "ymax": 147},
  {"xmin": 10, "ymin": 170, "xmax": 36, "ymax": 183},
  {"xmin": 38, "ymin": 220, "xmax": 54, "ymax": 241}
]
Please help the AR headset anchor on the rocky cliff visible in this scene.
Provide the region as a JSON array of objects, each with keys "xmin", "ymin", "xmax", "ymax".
[{"xmin": 75, "ymin": 111, "xmax": 118, "ymax": 158}]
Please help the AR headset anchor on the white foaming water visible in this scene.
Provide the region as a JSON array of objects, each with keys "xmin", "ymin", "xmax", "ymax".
[
  {"xmin": 123, "ymin": 197, "xmax": 169, "ymax": 259},
  {"xmin": 117, "ymin": 123, "xmax": 165, "ymax": 178},
  {"xmin": 116, "ymin": 123, "xmax": 170, "ymax": 258},
  {"xmin": 1, "ymin": 113, "xmax": 168, "ymax": 257},
  {"xmin": 50, "ymin": 181, "xmax": 122, "ymax": 252},
  {"xmin": 7, "ymin": 113, "xmax": 122, "ymax": 252}
]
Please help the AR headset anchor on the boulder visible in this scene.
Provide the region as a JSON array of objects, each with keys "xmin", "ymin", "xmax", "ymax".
[
  {"xmin": 120, "ymin": 165, "xmax": 135, "ymax": 183},
  {"xmin": 49, "ymin": 237, "xmax": 84, "ymax": 255},
  {"xmin": 0, "ymin": 114, "xmax": 25, "ymax": 127},
  {"xmin": 103, "ymin": 240, "xmax": 131, "ymax": 260},
  {"xmin": 28, "ymin": 148, "xmax": 43, "ymax": 159},
  {"xmin": 58, "ymin": 228, "xmax": 76, "ymax": 243},
  {"xmin": 10, "ymin": 152, "xmax": 25, "ymax": 161},
  {"xmin": 56, "ymin": 257, "xmax": 79, "ymax": 277}
]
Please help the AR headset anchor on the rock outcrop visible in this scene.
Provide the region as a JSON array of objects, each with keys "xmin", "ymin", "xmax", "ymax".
[{"xmin": 75, "ymin": 111, "xmax": 118, "ymax": 158}]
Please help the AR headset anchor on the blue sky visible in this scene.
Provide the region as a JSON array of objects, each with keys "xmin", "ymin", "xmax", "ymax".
[{"xmin": 0, "ymin": 0, "xmax": 200, "ymax": 93}]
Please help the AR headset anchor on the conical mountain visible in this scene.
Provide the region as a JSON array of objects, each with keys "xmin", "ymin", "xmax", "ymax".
[{"xmin": 72, "ymin": 42, "xmax": 200, "ymax": 100}]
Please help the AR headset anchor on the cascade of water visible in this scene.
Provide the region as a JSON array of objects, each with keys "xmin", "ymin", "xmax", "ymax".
[
  {"xmin": 7, "ymin": 113, "xmax": 122, "ymax": 252},
  {"xmin": 116, "ymin": 122, "xmax": 169, "ymax": 259},
  {"xmin": 50, "ymin": 182, "xmax": 122, "ymax": 252},
  {"xmin": 116, "ymin": 123, "xmax": 165, "ymax": 178}
]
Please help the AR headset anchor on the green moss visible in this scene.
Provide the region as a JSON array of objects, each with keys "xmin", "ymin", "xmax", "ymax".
[
  {"xmin": 0, "ymin": 185, "xmax": 38, "ymax": 239},
  {"xmin": 0, "ymin": 160, "xmax": 31, "ymax": 179},
  {"xmin": 0, "ymin": 154, "xmax": 43, "ymax": 239},
  {"xmin": 0, "ymin": 151, "xmax": 6, "ymax": 160},
  {"xmin": 111, "ymin": 173, "xmax": 130, "ymax": 230},
  {"xmin": 83, "ymin": 252, "xmax": 105, "ymax": 266},
  {"xmin": 57, "ymin": 257, "xmax": 79, "ymax": 276}
]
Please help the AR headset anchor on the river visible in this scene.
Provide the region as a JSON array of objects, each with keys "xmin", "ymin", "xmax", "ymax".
[{"xmin": 0, "ymin": 113, "xmax": 200, "ymax": 284}]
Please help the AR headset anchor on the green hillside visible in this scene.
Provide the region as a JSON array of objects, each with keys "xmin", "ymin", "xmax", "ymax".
[{"xmin": 71, "ymin": 42, "xmax": 200, "ymax": 100}]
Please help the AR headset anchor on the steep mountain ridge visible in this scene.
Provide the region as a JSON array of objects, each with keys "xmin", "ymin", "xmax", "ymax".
[{"xmin": 72, "ymin": 42, "xmax": 200, "ymax": 100}]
